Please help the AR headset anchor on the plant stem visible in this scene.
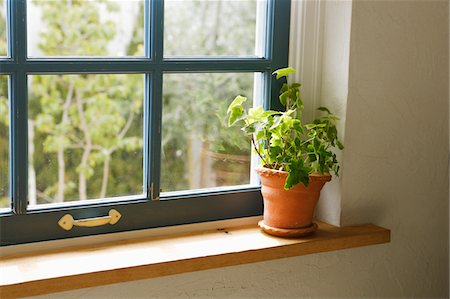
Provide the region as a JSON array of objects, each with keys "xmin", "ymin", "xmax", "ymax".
[
  {"xmin": 301, "ymin": 136, "xmax": 315, "ymax": 146},
  {"xmin": 251, "ymin": 134, "xmax": 268, "ymax": 167}
]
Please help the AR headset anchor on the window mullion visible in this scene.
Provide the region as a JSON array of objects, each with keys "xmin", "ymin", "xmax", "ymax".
[
  {"xmin": 147, "ymin": 0, "xmax": 164, "ymax": 200},
  {"xmin": 10, "ymin": 0, "xmax": 26, "ymax": 62},
  {"xmin": 267, "ymin": 0, "xmax": 291, "ymax": 111},
  {"xmin": 151, "ymin": 0, "xmax": 164, "ymax": 63},
  {"xmin": 9, "ymin": 0, "xmax": 28, "ymax": 214},
  {"xmin": 147, "ymin": 72, "xmax": 162, "ymax": 200}
]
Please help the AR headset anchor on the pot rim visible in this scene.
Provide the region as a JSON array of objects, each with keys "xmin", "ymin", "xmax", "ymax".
[{"xmin": 255, "ymin": 165, "xmax": 332, "ymax": 182}]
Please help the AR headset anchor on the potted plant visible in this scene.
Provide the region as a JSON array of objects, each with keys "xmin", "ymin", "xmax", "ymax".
[{"xmin": 227, "ymin": 67, "xmax": 343, "ymax": 237}]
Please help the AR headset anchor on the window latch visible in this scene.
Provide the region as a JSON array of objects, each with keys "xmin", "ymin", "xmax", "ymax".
[
  {"xmin": 150, "ymin": 182, "xmax": 160, "ymax": 201},
  {"xmin": 57, "ymin": 209, "xmax": 122, "ymax": 231}
]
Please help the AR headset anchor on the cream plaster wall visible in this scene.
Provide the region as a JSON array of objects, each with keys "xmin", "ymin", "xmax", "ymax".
[
  {"xmin": 340, "ymin": 0, "xmax": 449, "ymax": 297},
  {"xmin": 33, "ymin": 1, "xmax": 449, "ymax": 298}
]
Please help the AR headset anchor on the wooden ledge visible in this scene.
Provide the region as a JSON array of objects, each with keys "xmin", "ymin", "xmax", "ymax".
[{"xmin": 0, "ymin": 221, "xmax": 390, "ymax": 298}]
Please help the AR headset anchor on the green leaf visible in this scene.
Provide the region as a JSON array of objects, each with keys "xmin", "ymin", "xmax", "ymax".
[
  {"xmin": 268, "ymin": 146, "xmax": 282, "ymax": 161},
  {"xmin": 248, "ymin": 106, "xmax": 265, "ymax": 118},
  {"xmin": 227, "ymin": 95, "xmax": 247, "ymax": 114},
  {"xmin": 255, "ymin": 129, "xmax": 265, "ymax": 141},
  {"xmin": 317, "ymin": 106, "xmax": 331, "ymax": 114},
  {"xmin": 227, "ymin": 96, "xmax": 247, "ymax": 127},
  {"xmin": 263, "ymin": 110, "xmax": 281, "ymax": 117},
  {"xmin": 284, "ymin": 159, "xmax": 311, "ymax": 189},
  {"xmin": 269, "ymin": 115, "xmax": 283, "ymax": 131},
  {"xmin": 305, "ymin": 124, "xmax": 314, "ymax": 130},
  {"xmin": 270, "ymin": 135, "xmax": 283, "ymax": 147},
  {"xmin": 292, "ymin": 119, "xmax": 304, "ymax": 134},
  {"xmin": 272, "ymin": 67, "xmax": 296, "ymax": 80},
  {"xmin": 243, "ymin": 123, "xmax": 256, "ymax": 134},
  {"xmin": 279, "ymin": 90, "xmax": 289, "ymax": 106},
  {"xmin": 296, "ymin": 91, "xmax": 303, "ymax": 109},
  {"xmin": 228, "ymin": 108, "xmax": 244, "ymax": 127},
  {"xmin": 305, "ymin": 123, "xmax": 326, "ymax": 130},
  {"xmin": 284, "ymin": 109, "xmax": 296, "ymax": 117}
]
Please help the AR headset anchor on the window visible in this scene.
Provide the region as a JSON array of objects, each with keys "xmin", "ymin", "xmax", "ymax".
[{"xmin": 0, "ymin": 0, "xmax": 290, "ymax": 246}]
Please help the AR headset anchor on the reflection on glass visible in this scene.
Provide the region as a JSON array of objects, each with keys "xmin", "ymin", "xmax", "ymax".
[
  {"xmin": 164, "ymin": 0, "xmax": 258, "ymax": 56},
  {"xmin": 0, "ymin": 75, "xmax": 9, "ymax": 209},
  {"xmin": 162, "ymin": 73, "xmax": 254, "ymax": 193},
  {"xmin": 0, "ymin": 0, "xmax": 6, "ymax": 56},
  {"xmin": 28, "ymin": 74, "xmax": 144, "ymax": 205},
  {"xmin": 27, "ymin": 0, "xmax": 144, "ymax": 57}
]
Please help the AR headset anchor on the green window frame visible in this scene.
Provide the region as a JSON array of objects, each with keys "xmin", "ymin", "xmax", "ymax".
[{"xmin": 0, "ymin": 0, "xmax": 291, "ymax": 246}]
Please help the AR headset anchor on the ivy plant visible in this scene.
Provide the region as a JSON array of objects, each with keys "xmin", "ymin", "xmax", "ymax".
[{"xmin": 227, "ymin": 67, "xmax": 344, "ymax": 190}]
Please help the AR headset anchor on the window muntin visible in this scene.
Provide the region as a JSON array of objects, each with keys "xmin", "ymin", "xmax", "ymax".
[
  {"xmin": 27, "ymin": 74, "xmax": 144, "ymax": 207},
  {"xmin": 27, "ymin": 0, "xmax": 145, "ymax": 57},
  {"xmin": 0, "ymin": 0, "xmax": 290, "ymax": 245},
  {"xmin": 0, "ymin": 75, "xmax": 8, "ymax": 210}
]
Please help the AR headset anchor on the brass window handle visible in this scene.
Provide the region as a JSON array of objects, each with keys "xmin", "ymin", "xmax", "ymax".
[{"xmin": 58, "ymin": 209, "xmax": 122, "ymax": 231}]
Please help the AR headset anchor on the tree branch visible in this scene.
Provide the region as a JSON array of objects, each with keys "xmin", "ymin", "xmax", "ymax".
[{"xmin": 117, "ymin": 110, "xmax": 135, "ymax": 140}]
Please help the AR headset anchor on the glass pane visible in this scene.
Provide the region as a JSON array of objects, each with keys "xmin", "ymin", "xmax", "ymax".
[
  {"xmin": 164, "ymin": 0, "xmax": 260, "ymax": 56},
  {"xmin": 0, "ymin": 0, "xmax": 6, "ymax": 56},
  {"xmin": 27, "ymin": 0, "xmax": 144, "ymax": 57},
  {"xmin": 162, "ymin": 73, "xmax": 256, "ymax": 193},
  {"xmin": 0, "ymin": 75, "xmax": 9, "ymax": 209},
  {"xmin": 28, "ymin": 74, "xmax": 144, "ymax": 206}
]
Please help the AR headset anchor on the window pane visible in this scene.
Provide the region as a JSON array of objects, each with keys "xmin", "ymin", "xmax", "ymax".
[
  {"xmin": 28, "ymin": 74, "xmax": 144, "ymax": 206},
  {"xmin": 161, "ymin": 73, "xmax": 256, "ymax": 193},
  {"xmin": 164, "ymin": 0, "xmax": 260, "ymax": 56},
  {"xmin": 0, "ymin": 75, "xmax": 9, "ymax": 209},
  {"xmin": 27, "ymin": 0, "xmax": 144, "ymax": 57},
  {"xmin": 0, "ymin": 0, "xmax": 6, "ymax": 56}
]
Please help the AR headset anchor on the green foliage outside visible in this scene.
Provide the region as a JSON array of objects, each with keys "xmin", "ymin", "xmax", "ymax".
[
  {"xmin": 161, "ymin": 0, "xmax": 257, "ymax": 191},
  {"xmin": 0, "ymin": 0, "xmax": 5, "ymax": 56},
  {"xmin": 0, "ymin": 0, "xmax": 258, "ymax": 207},
  {"xmin": 164, "ymin": 0, "xmax": 256, "ymax": 56},
  {"xmin": 28, "ymin": 0, "xmax": 144, "ymax": 204},
  {"xmin": 161, "ymin": 72, "xmax": 253, "ymax": 191},
  {"xmin": 228, "ymin": 68, "xmax": 344, "ymax": 190}
]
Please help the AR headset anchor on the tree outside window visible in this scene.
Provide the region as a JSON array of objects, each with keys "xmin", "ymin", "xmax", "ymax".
[{"xmin": 0, "ymin": 0, "xmax": 259, "ymax": 207}]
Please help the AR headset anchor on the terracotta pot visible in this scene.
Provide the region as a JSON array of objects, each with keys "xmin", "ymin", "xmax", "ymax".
[{"xmin": 255, "ymin": 166, "xmax": 331, "ymax": 237}]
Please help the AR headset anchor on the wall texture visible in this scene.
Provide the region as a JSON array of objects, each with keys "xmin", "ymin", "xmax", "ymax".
[
  {"xmin": 340, "ymin": 0, "xmax": 449, "ymax": 297},
  {"xmin": 34, "ymin": 1, "xmax": 449, "ymax": 298}
]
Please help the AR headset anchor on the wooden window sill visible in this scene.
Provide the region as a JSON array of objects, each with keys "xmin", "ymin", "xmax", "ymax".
[{"xmin": 0, "ymin": 221, "xmax": 390, "ymax": 298}]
